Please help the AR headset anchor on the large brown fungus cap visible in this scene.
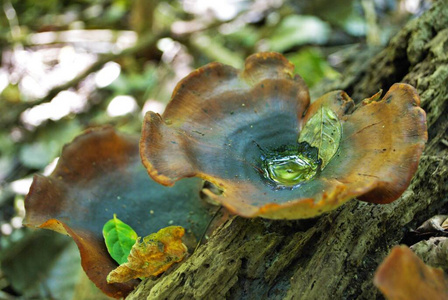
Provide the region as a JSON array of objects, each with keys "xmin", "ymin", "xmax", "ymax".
[
  {"xmin": 25, "ymin": 126, "xmax": 211, "ymax": 298},
  {"xmin": 140, "ymin": 52, "xmax": 427, "ymax": 219}
]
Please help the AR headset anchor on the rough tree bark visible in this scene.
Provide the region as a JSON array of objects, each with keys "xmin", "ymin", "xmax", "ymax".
[{"xmin": 128, "ymin": 1, "xmax": 448, "ymax": 299}]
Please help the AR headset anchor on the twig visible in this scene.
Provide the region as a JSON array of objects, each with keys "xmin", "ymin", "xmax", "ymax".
[
  {"xmin": 361, "ymin": 0, "xmax": 381, "ymax": 46},
  {"xmin": 26, "ymin": 14, "xmax": 243, "ymax": 109},
  {"xmin": 193, "ymin": 205, "xmax": 223, "ymax": 254},
  {"xmin": 32, "ymin": 30, "xmax": 169, "ymax": 106},
  {"xmin": 3, "ymin": 0, "xmax": 22, "ymax": 46}
]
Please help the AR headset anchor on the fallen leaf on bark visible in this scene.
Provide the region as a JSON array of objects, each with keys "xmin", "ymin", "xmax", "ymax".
[{"xmin": 107, "ymin": 226, "xmax": 188, "ymax": 284}]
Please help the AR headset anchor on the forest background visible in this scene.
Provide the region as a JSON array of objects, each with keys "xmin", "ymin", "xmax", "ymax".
[{"xmin": 0, "ymin": 0, "xmax": 445, "ymax": 299}]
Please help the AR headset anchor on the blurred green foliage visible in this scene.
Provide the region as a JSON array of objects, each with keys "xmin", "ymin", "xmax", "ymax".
[
  {"xmin": 286, "ymin": 48, "xmax": 340, "ymax": 87},
  {"xmin": 269, "ymin": 15, "xmax": 331, "ymax": 52},
  {"xmin": 19, "ymin": 120, "xmax": 82, "ymax": 169}
]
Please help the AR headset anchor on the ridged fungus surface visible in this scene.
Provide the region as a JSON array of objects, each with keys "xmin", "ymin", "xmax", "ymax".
[{"xmin": 140, "ymin": 52, "xmax": 427, "ymax": 219}]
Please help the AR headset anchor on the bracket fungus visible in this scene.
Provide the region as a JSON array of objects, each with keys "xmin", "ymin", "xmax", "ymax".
[
  {"xmin": 24, "ymin": 126, "xmax": 212, "ymax": 298},
  {"xmin": 140, "ymin": 52, "xmax": 427, "ymax": 219}
]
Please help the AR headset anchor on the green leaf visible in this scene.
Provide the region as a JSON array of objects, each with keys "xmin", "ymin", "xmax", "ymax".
[
  {"xmin": 103, "ymin": 214, "xmax": 138, "ymax": 265},
  {"xmin": 298, "ymin": 106, "xmax": 342, "ymax": 168}
]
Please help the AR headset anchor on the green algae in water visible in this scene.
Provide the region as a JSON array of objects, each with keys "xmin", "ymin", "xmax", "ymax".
[
  {"xmin": 261, "ymin": 142, "xmax": 321, "ymax": 189},
  {"xmin": 265, "ymin": 154, "xmax": 318, "ymax": 186}
]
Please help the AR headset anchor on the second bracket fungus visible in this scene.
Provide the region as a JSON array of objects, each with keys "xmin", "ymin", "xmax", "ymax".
[
  {"xmin": 24, "ymin": 127, "xmax": 213, "ymax": 298},
  {"xmin": 140, "ymin": 52, "xmax": 427, "ymax": 220}
]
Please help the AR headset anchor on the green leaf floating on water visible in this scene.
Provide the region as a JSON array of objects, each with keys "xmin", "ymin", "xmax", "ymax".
[
  {"xmin": 298, "ymin": 106, "xmax": 342, "ymax": 168},
  {"xmin": 103, "ymin": 214, "xmax": 138, "ymax": 265}
]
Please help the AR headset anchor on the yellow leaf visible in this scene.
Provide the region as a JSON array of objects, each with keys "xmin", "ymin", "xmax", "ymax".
[{"xmin": 107, "ymin": 226, "xmax": 187, "ymax": 284}]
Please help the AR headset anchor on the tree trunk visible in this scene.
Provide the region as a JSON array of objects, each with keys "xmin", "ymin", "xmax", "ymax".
[{"xmin": 128, "ymin": 1, "xmax": 448, "ymax": 299}]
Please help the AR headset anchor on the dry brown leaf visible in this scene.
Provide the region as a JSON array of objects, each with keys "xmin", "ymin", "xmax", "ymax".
[
  {"xmin": 374, "ymin": 245, "xmax": 448, "ymax": 300},
  {"xmin": 107, "ymin": 226, "xmax": 188, "ymax": 284}
]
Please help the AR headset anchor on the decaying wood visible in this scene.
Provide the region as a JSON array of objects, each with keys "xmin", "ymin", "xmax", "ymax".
[{"xmin": 128, "ymin": 1, "xmax": 448, "ymax": 299}]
